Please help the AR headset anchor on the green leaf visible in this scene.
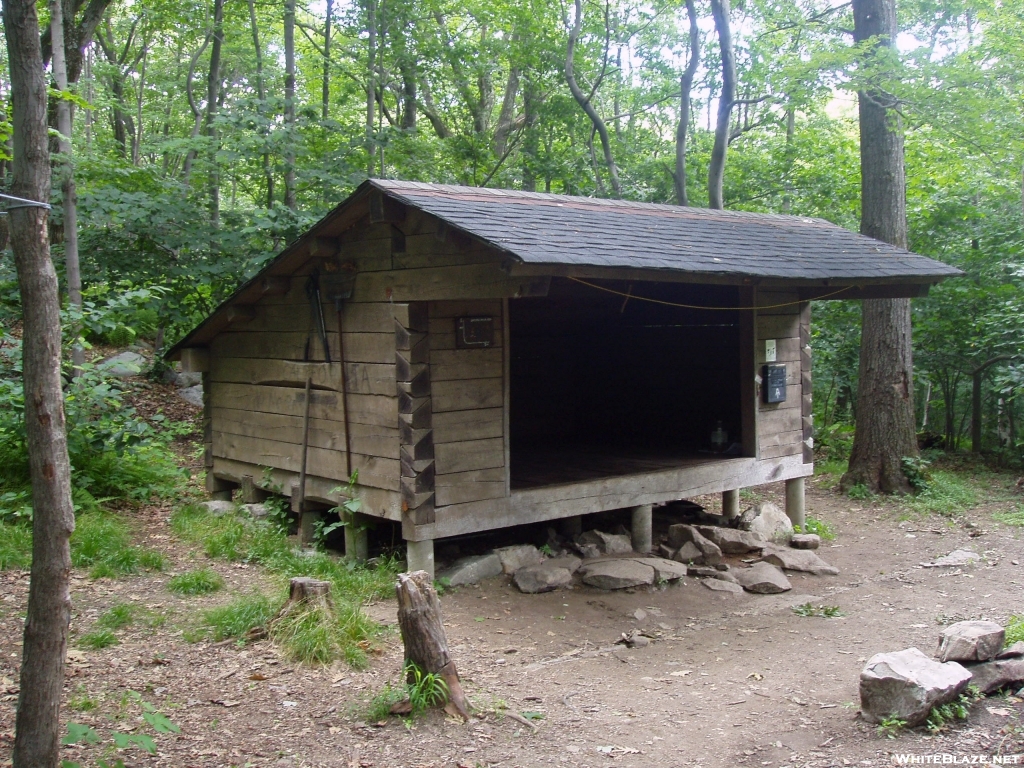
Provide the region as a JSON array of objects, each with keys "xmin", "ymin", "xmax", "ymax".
[
  {"xmin": 63, "ymin": 722, "xmax": 100, "ymax": 745},
  {"xmin": 143, "ymin": 709, "xmax": 180, "ymax": 734}
]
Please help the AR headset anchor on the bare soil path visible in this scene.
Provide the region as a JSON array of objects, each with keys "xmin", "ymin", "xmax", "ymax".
[{"xmin": 3, "ymin": 474, "xmax": 1024, "ymax": 768}]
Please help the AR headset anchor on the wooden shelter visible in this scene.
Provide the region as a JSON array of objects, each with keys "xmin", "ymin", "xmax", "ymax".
[{"xmin": 166, "ymin": 181, "xmax": 960, "ymax": 576}]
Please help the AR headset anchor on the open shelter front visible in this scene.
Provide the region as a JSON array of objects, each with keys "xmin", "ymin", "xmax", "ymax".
[{"xmin": 166, "ymin": 180, "xmax": 961, "ymax": 577}]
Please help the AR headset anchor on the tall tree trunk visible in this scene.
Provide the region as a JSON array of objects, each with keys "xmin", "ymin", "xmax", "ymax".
[
  {"xmin": 181, "ymin": 32, "xmax": 209, "ymax": 190},
  {"xmin": 49, "ymin": 0, "xmax": 83, "ymax": 372},
  {"xmin": 674, "ymin": 0, "xmax": 699, "ymax": 206},
  {"xmin": 205, "ymin": 0, "xmax": 224, "ymax": 226},
  {"xmin": 521, "ymin": 77, "xmax": 540, "ymax": 191},
  {"xmin": 399, "ymin": 60, "xmax": 416, "ymax": 129},
  {"xmin": 132, "ymin": 45, "xmax": 146, "ymax": 165},
  {"xmin": 284, "ymin": 0, "xmax": 297, "ymax": 206},
  {"xmin": 565, "ymin": 0, "xmax": 621, "ymax": 198},
  {"xmin": 841, "ymin": 0, "xmax": 918, "ymax": 494},
  {"xmin": 246, "ymin": 0, "xmax": 273, "ymax": 208},
  {"xmin": 492, "ymin": 65, "xmax": 520, "ymax": 158},
  {"xmin": 364, "ymin": 0, "xmax": 376, "ymax": 177},
  {"xmin": 708, "ymin": 0, "xmax": 735, "ymax": 210},
  {"xmin": 4, "ymin": 2, "xmax": 76, "ymax": 767},
  {"xmin": 781, "ymin": 104, "xmax": 795, "ymax": 212},
  {"xmin": 322, "ymin": 0, "xmax": 332, "ymax": 122}
]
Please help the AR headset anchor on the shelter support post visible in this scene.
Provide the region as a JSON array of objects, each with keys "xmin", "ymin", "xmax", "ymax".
[
  {"xmin": 722, "ymin": 489, "xmax": 740, "ymax": 520},
  {"xmin": 406, "ymin": 538, "xmax": 435, "ymax": 580},
  {"xmin": 631, "ymin": 505, "xmax": 653, "ymax": 554},
  {"xmin": 240, "ymin": 474, "xmax": 268, "ymax": 504},
  {"xmin": 344, "ymin": 512, "xmax": 369, "ymax": 562},
  {"xmin": 785, "ymin": 477, "xmax": 805, "ymax": 528},
  {"xmin": 206, "ymin": 473, "xmax": 234, "ymax": 502}
]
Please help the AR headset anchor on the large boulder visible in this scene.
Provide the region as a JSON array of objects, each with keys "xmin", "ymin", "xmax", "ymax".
[
  {"xmin": 240, "ymin": 503, "xmax": 268, "ymax": 520},
  {"xmin": 579, "ymin": 560, "xmax": 655, "ymax": 590},
  {"xmin": 178, "ymin": 384, "xmax": 204, "ymax": 407},
  {"xmin": 733, "ymin": 562, "xmax": 791, "ymax": 594},
  {"xmin": 576, "ymin": 530, "xmax": 632, "ymax": 558},
  {"xmin": 741, "ymin": 502, "xmax": 794, "ymax": 544},
  {"xmin": 668, "ymin": 526, "xmax": 723, "ymax": 566},
  {"xmin": 936, "ymin": 621, "xmax": 1005, "ymax": 663},
  {"xmin": 98, "ymin": 350, "xmax": 145, "ymax": 378},
  {"xmin": 513, "ymin": 564, "xmax": 574, "ymax": 594},
  {"xmin": 859, "ymin": 648, "xmax": 972, "ymax": 727},
  {"xmin": 495, "ymin": 545, "xmax": 543, "ymax": 574},
  {"xmin": 963, "ymin": 658, "xmax": 1024, "ymax": 695},
  {"xmin": 667, "ymin": 524, "xmax": 697, "ymax": 549},
  {"xmin": 695, "ymin": 525, "xmax": 765, "ymax": 554},
  {"xmin": 201, "ymin": 500, "xmax": 236, "ymax": 516},
  {"xmin": 545, "ymin": 555, "xmax": 583, "ymax": 574},
  {"xmin": 438, "ymin": 553, "xmax": 503, "ymax": 586},
  {"xmin": 672, "ymin": 541, "xmax": 704, "ymax": 565},
  {"xmin": 759, "ymin": 543, "xmax": 839, "ymax": 576}
]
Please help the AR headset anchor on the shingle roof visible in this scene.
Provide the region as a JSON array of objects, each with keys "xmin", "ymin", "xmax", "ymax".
[{"xmin": 373, "ymin": 180, "xmax": 961, "ymax": 282}]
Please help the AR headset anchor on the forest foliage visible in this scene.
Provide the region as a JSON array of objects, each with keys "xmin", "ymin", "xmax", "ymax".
[{"xmin": 0, "ymin": 0, "xmax": 1022, "ymax": 469}]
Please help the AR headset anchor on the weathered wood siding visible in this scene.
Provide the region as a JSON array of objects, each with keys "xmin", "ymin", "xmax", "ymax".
[
  {"xmin": 755, "ymin": 291, "xmax": 810, "ymax": 463},
  {"xmin": 429, "ymin": 300, "xmax": 507, "ymax": 507}
]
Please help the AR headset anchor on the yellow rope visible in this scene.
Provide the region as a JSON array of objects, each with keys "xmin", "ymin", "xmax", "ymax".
[{"xmin": 566, "ymin": 276, "xmax": 853, "ymax": 310}]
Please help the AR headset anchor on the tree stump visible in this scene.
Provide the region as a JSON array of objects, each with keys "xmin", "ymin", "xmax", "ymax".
[
  {"xmin": 395, "ymin": 570, "xmax": 471, "ymax": 720},
  {"xmin": 275, "ymin": 577, "xmax": 332, "ymax": 620}
]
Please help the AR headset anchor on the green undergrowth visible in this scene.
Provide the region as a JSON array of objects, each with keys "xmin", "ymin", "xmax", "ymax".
[
  {"xmin": 170, "ymin": 504, "xmax": 400, "ymax": 666},
  {"xmin": 795, "ymin": 516, "xmax": 836, "ymax": 541},
  {"xmin": 1005, "ymin": 616, "xmax": 1024, "ymax": 646},
  {"xmin": 0, "ymin": 508, "xmax": 166, "ymax": 577},
  {"xmin": 366, "ymin": 662, "xmax": 450, "ymax": 722},
  {"xmin": 76, "ymin": 601, "xmax": 168, "ymax": 650},
  {"xmin": 167, "ymin": 567, "xmax": 224, "ymax": 595},
  {"xmin": 899, "ymin": 470, "xmax": 979, "ymax": 517},
  {"xmin": 993, "ymin": 505, "xmax": 1024, "ymax": 527}
]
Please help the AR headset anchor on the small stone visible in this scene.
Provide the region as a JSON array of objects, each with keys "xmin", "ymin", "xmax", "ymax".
[
  {"xmin": 759, "ymin": 543, "xmax": 839, "ymax": 575},
  {"xmin": 733, "ymin": 562, "xmax": 792, "ymax": 594},
  {"xmin": 577, "ymin": 530, "xmax": 632, "ymax": 556},
  {"xmin": 713, "ymin": 563, "xmax": 729, "ymax": 571},
  {"xmin": 859, "ymin": 648, "xmax": 972, "ymax": 727},
  {"xmin": 495, "ymin": 545, "xmax": 543, "ymax": 574},
  {"xmin": 513, "ymin": 564, "xmax": 573, "ymax": 594},
  {"xmin": 178, "ymin": 384, "xmax": 204, "ymax": 407},
  {"xmin": 98, "ymin": 350, "xmax": 145, "ymax": 377},
  {"xmin": 438, "ymin": 553, "xmax": 503, "ymax": 587},
  {"xmin": 632, "ymin": 557, "xmax": 688, "ymax": 582},
  {"xmin": 545, "ymin": 555, "xmax": 582, "ymax": 574},
  {"xmin": 790, "ymin": 534, "xmax": 821, "ymax": 550},
  {"xmin": 937, "ymin": 620, "xmax": 1005, "ymax": 663},
  {"xmin": 702, "ymin": 578, "xmax": 743, "ymax": 594},
  {"xmin": 656, "ymin": 544, "xmax": 676, "ymax": 559},
  {"xmin": 686, "ymin": 565, "xmax": 720, "ymax": 579},
  {"xmin": 695, "ymin": 525, "xmax": 765, "ymax": 554},
  {"xmin": 742, "ymin": 502, "xmax": 794, "ymax": 544},
  {"xmin": 709, "ymin": 570, "xmax": 739, "ymax": 584},
  {"xmin": 996, "ymin": 641, "xmax": 1024, "ymax": 660},
  {"xmin": 201, "ymin": 500, "xmax": 236, "ymax": 516},
  {"xmin": 240, "ymin": 503, "xmax": 268, "ymax": 520},
  {"xmin": 579, "ymin": 560, "xmax": 655, "ymax": 590},
  {"xmin": 672, "ymin": 541, "xmax": 704, "ymax": 565},
  {"xmin": 922, "ymin": 549, "xmax": 981, "ymax": 568},
  {"xmin": 690, "ymin": 530, "xmax": 722, "ymax": 566}
]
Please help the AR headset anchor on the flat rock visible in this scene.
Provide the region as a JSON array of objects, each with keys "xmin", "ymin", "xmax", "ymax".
[
  {"xmin": 743, "ymin": 502, "xmax": 794, "ymax": 544},
  {"xmin": 937, "ymin": 620, "xmax": 1005, "ymax": 663},
  {"xmin": 760, "ymin": 543, "xmax": 839, "ymax": 575},
  {"xmin": 790, "ymin": 533, "xmax": 821, "ymax": 550},
  {"xmin": 964, "ymin": 658, "xmax": 1024, "ymax": 694},
  {"xmin": 178, "ymin": 384, "xmax": 204, "ymax": 407},
  {"xmin": 545, "ymin": 555, "xmax": 582, "ymax": 574},
  {"xmin": 513, "ymin": 564, "xmax": 574, "ymax": 594},
  {"xmin": 579, "ymin": 560, "xmax": 655, "ymax": 590},
  {"xmin": 696, "ymin": 525, "xmax": 765, "ymax": 554},
  {"xmin": 439, "ymin": 553, "xmax": 503, "ymax": 587},
  {"xmin": 632, "ymin": 557, "xmax": 688, "ymax": 582},
  {"xmin": 98, "ymin": 351, "xmax": 145, "ymax": 378},
  {"xmin": 733, "ymin": 562, "xmax": 792, "ymax": 594},
  {"xmin": 672, "ymin": 541, "xmax": 704, "ymax": 564},
  {"xmin": 702, "ymin": 578, "xmax": 743, "ymax": 594},
  {"xmin": 240, "ymin": 503, "xmax": 268, "ymax": 520},
  {"xmin": 859, "ymin": 647, "xmax": 972, "ymax": 727},
  {"xmin": 201, "ymin": 500, "xmax": 235, "ymax": 516},
  {"xmin": 495, "ymin": 544, "xmax": 543, "ymax": 574},
  {"xmin": 997, "ymin": 641, "xmax": 1024, "ymax": 660},
  {"xmin": 922, "ymin": 549, "xmax": 981, "ymax": 568}
]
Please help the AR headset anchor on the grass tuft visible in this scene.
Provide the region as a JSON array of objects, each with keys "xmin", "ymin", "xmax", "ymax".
[
  {"xmin": 994, "ymin": 506, "xmax": 1024, "ymax": 527},
  {"xmin": 795, "ymin": 516, "xmax": 836, "ymax": 541},
  {"xmin": 1005, "ymin": 616, "xmax": 1024, "ymax": 646},
  {"xmin": 72, "ymin": 511, "xmax": 165, "ymax": 578},
  {"xmin": 198, "ymin": 592, "xmax": 276, "ymax": 642},
  {"xmin": 793, "ymin": 602, "xmax": 843, "ymax": 618},
  {"xmin": 79, "ymin": 629, "xmax": 119, "ymax": 650},
  {"xmin": 97, "ymin": 602, "xmax": 136, "ymax": 630},
  {"xmin": 901, "ymin": 471, "xmax": 978, "ymax": 517},
  {"xmin": 167, "ymin": 568, "xmax": 224, "ymax": 596},
  {"xmin": 0, "ymin": 523, "xmax": 31, "ymax": 570}
]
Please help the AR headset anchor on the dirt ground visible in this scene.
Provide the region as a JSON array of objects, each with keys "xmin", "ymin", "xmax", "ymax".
[{"xmin": 3, "ymin": 465, "xmax": 1024, "ymax": 767}]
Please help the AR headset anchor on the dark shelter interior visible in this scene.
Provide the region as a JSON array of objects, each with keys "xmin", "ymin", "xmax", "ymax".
[{"xmin": 509, "ymin": 278, "xmax": 743, "ymax": 490}]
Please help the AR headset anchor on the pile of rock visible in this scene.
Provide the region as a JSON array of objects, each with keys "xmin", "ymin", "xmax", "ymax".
[
  {"xmin": 436, "ymin": 501, "xmax": 841, "ymax": 596},
  {"xmin": 860, "ymin": 620, "xmax": 1024, "ymax": 727}
]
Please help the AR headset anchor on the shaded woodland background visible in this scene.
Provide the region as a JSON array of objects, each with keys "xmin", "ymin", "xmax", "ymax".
[{"xmin": 0, "ymin": 0, "xmax": 1023, "ymax": 458}]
